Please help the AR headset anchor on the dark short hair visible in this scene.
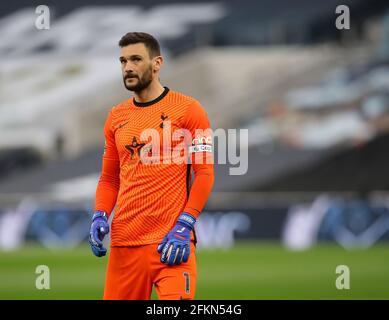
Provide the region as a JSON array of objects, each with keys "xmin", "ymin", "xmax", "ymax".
[{"xmin": 118, "ymin": 32, "xmax": 161, "ymax": 58}]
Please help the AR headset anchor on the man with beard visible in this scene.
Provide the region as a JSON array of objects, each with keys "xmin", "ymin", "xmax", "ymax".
[{"xmin": 89, "ymin": 32, "xmax": 214, "ymax": 300}]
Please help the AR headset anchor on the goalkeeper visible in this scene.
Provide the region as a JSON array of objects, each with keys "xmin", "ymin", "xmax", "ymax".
[{"xmin": 89, "ymin": 32, "xmax": 214, "ymax": 300}]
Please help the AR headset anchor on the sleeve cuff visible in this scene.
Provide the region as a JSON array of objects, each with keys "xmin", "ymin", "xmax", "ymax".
[{"xmin": 182, "ymin": 207, "xmax": 201, "ymax": 219}]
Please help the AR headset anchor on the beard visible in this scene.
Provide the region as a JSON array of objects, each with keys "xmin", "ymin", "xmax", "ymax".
[{"xmin": 123, "ymin": 65, "xmax": 153, "ymax": 92}]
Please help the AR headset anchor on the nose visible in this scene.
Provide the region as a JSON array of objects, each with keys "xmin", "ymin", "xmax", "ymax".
[
  {"xmin": 125, "ymin": 66, "xmax": 133, "ymax": 74},
  {"xmin": 123, "ymin": 61, "xmax": 134, "ymax": 73}
]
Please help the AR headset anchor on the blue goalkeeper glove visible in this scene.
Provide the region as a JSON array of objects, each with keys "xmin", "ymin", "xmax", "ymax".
[
  {"xmin": 157, "ymin": 213, "xmax": 196, "ymax": 266},
  {"xmin": 89, "ymin": 211, "xmax": 110, "ymax": 257}
]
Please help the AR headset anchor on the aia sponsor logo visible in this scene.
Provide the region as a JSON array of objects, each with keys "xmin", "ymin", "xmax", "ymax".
[{"xmin": 125, "ymin": 136, "xmax": 146, "ymax": 160}]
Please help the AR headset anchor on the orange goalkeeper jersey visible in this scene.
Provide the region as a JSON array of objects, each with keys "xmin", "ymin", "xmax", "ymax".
[{"xmin": 95, "ymin": 88, "xmax": 214, "ymax": 246}]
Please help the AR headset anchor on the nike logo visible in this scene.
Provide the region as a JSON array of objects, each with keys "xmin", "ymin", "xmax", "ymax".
[
  {"xmin": 177, "ymin": 227, "xmax": 186, "ymax": 233},
  {"xmin": 117, "ymin": 121, "xmax": 129, "ymax": 129}
]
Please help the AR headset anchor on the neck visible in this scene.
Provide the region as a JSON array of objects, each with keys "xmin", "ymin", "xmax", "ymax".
[{"xmin": 133, "ymin": 81, "xmax": 164, "ymax": 103}]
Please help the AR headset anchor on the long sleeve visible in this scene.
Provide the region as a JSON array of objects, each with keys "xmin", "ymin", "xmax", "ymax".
[
  {"xmin": 94, "ymin": 110, "xmax": 120, "ymax": 217},
  {"xmin": 182, "ymin": 101, "xmax": 214, "ymax": 218}
]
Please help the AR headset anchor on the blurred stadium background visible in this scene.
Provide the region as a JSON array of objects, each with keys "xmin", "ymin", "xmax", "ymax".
[{"xmin": 1, "ymin": 0, "xmax": 389, "ymax": 299}]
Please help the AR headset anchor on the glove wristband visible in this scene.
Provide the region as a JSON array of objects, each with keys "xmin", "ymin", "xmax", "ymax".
[
  {"xmin": 92, "ymin": 211, "xmax": 108, "ymax": 222},
  {"xmin": 177, "ymin": 212, "xmax": 196, "ymax": 230}
]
